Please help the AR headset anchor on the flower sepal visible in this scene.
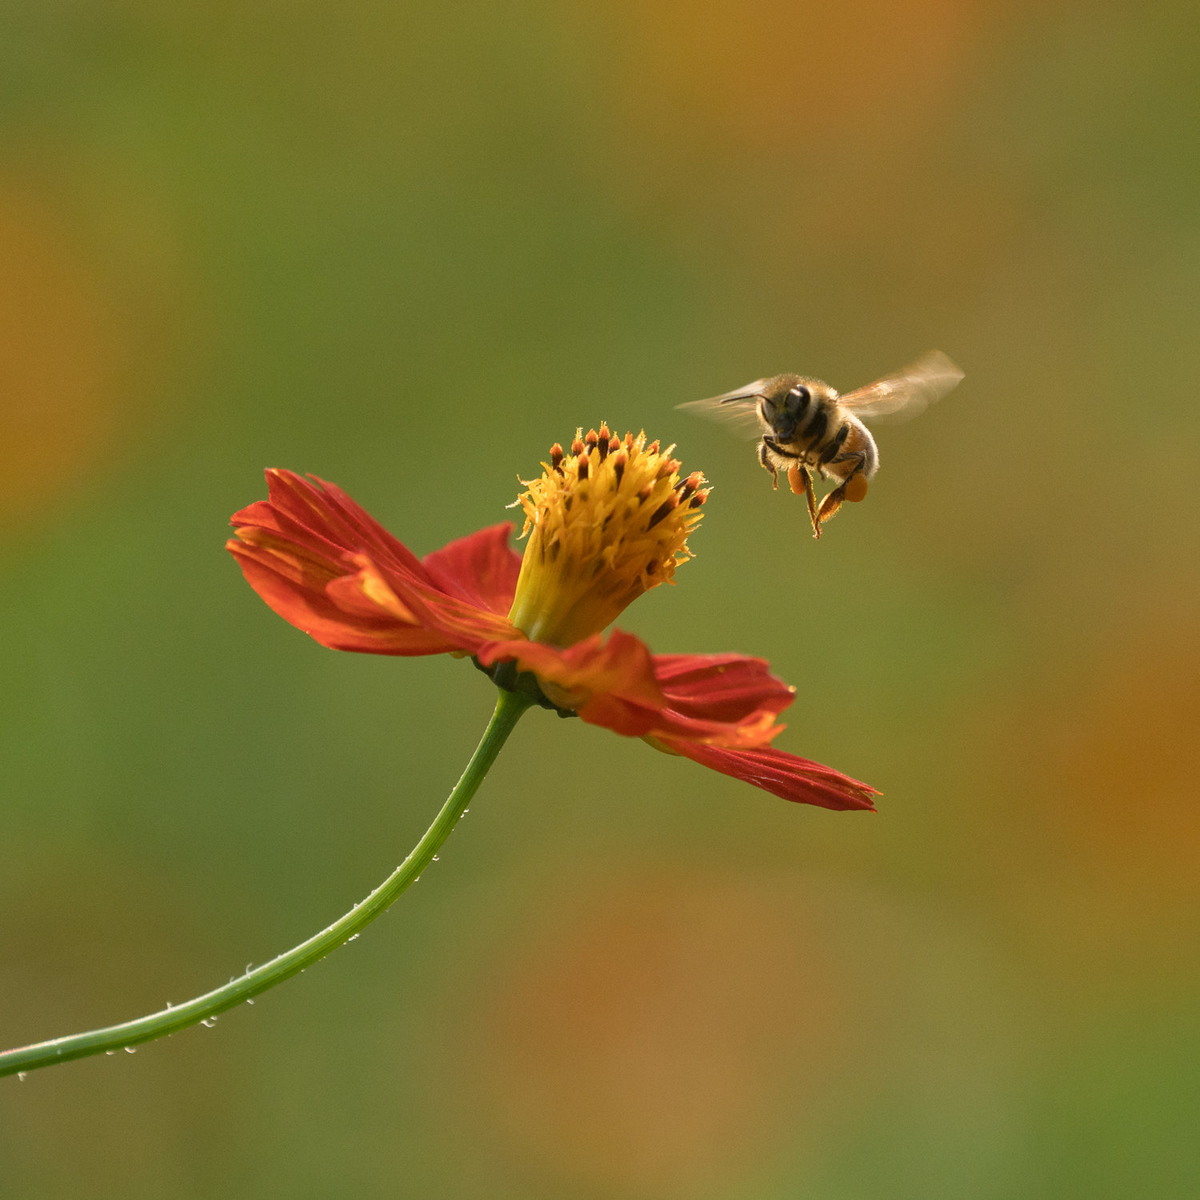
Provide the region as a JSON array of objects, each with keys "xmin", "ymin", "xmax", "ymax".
[{"xmin": 473, "ymin": 657, "xmax": 579, "ymax": 717}]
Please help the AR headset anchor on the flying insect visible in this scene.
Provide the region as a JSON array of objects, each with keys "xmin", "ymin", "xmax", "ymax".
[{"xmin": 678, "ymin": 350, "xmax": 963, "ymax": 538}]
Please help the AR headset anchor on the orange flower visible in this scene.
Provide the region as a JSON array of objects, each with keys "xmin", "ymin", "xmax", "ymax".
[{"xmin": 228, "ymin": 428, "xmax": 876, "ymax": 811}]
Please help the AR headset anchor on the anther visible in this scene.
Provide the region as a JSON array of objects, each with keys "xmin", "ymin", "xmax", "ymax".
[
  {"xmin": 647, "ymin": 495, "xmax": 679, "ymax": 528},
  {"xmin": 612, "ymin": 450, "xmax": 627, "ymax": 485},
  {"xmin": 571, "ymin": 437, "xmax": 585, "ymax": 457},
  {"xmin": 577, "ymin": 456, "xmax": 589, "ymax": 481},
  {"xmin": 549, "ymin": 443, "xmax": 565, "ymax": 473}
]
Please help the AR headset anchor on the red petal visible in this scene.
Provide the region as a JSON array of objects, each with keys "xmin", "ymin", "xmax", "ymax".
[
  {"xmin": 228, "ymin": 536, "xmax": 462, "ymax": 655},
  {"xmin": 653, "ymin": 653, "xmax": 796, "ymax": 727},
  {"xmin": 238, "ymin": 470, "xmax": 426, "ymax": 578},
  {"xmin": 421, "ymin": 523, "xmax": 522, "ymax": 617},
  {"xmin": 229, "ymin": 470, "xmax": 520, "ymax": 656},
  {"xmin": 662, "ymin": 740, "xmax": 879, "ymax": 811},
  {"xmin": 477, "ymin": 631, "xmax": 668, "ymax": 736},
  {"xmin": 478, "ymin": 634, "xmax": 787, "ymax": 745},
  {"xmin": 351, "ymin": 554, "xmax": 519, "ymax": 649}
]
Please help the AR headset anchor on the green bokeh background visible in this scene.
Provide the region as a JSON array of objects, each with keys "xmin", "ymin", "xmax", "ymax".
[{"xmin": 2, "ymin": 2, "xmax": 1198, "ymax": 1196}]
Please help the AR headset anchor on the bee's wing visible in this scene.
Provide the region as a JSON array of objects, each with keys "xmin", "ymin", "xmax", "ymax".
[
  {"xmin": 838, "ymin": 350, "xmax": 963, "ymax": 423},
  {"xmin": 676, "ymin": 378, "xmax": 770, "ymax": 439}
]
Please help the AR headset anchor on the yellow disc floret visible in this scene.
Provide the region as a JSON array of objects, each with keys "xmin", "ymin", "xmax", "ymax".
[{"xmin": 506, "ymin": 426, "xmax": 709, "ymax": 646}]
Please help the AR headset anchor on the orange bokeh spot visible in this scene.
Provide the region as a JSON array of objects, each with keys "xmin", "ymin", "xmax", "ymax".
[
  {"xmin": 600, "ymin": 0, "xmax": 982, "ymax": 153},
  {"xmin": 1051, "ymin": 614, "xmax": 1200, "ymax": 882},
  {"xmin": 0, "ymin": 186, "xmax": 129, "ymax": 532},
  {"xmin": 973, "ymin": 599, "xmax": 1200, "ymax": 991},
  {"xmin": 461, "ymin": 868, "xmax": 860, "ymax": 1193}
]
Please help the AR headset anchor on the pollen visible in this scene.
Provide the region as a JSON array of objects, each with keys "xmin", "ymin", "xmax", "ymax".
[{"xmin": 506, "ymin": 428, "xmax": 710, "ymax": 646}]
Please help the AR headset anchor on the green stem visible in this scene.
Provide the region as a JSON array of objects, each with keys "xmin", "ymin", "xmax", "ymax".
[{"xmin": 0, "ymin": 688, "xmax": 534, "ymax": 1079}]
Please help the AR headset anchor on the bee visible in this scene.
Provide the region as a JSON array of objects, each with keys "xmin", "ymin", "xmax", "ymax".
[{"xmin": 678, "ymin": 350, "xmax": 963, "ymax": 538}]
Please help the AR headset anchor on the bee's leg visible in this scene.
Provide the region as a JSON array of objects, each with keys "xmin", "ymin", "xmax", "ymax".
[
  {"xmin": 786, "ymin": 462, "xmax": 821, "ymax": 538},
  {"xmin": 757, "ymin": 439, "xmax": 779, "ymax": 489},
  {"xmin": 816, "ymin": 454, "xmax": 870, "ymax": 527},
  {"xmin": 818, "ymin": 422, "xmax": 851, "ymax": 469},
  {"xmin": 815, "ymin": 482, "xmax": 848, "ymax": 526}
]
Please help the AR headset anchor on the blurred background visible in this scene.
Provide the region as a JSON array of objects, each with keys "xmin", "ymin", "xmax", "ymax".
[{"xmin": 1, "ymin": 1, "xmax": 1197, "ymax": 1196}]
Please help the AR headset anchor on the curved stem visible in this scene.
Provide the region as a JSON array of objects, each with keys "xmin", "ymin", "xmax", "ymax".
[{"xmin": 0, "ymin": 688, "xmax": 534, "ymax": 1078}]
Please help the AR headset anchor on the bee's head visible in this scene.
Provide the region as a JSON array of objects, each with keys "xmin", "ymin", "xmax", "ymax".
[{"xmin": 758, "ymin": 376, "xmax": 827, "ymax": 441}]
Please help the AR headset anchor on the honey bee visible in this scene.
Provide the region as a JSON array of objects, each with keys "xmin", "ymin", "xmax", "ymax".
[{"xmin": 678, "ymin": 350, "xmax": 963, "ymax": 538}]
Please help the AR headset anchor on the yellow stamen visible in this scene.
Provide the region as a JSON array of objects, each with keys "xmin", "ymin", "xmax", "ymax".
[{"xmin": 506, "ymin": 428, "xmax": 709, "ymax": 646}]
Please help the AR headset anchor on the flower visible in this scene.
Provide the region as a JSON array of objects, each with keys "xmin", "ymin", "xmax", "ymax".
[{"xmin": 227, "ymin": 428, "xmax": 877, "ymax": 811}]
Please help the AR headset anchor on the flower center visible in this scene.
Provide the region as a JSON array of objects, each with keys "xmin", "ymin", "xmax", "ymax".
[{"xmin": 506, "ymin": 426, "xmax": 709, "ymax": 646}]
